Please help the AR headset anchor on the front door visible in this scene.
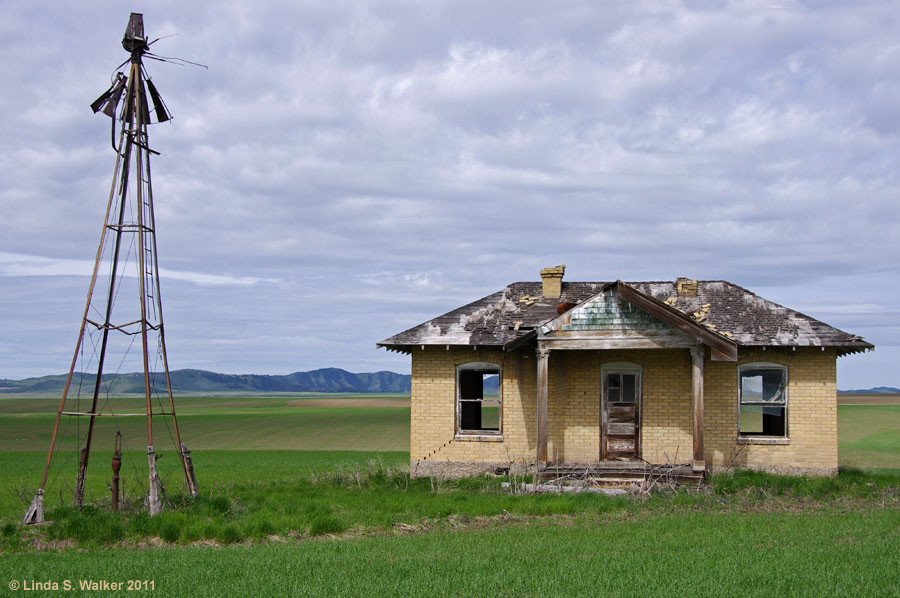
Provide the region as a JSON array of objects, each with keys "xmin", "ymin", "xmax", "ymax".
[{"xmin": 602, "ymin": 370, "xmax": 641, "ymax": 460}]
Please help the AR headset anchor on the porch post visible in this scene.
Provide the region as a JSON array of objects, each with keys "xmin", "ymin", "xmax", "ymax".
[
  {"xmin": 691, "ymin": 345, "xmax": 706, "ymax": 472},
  {"xmin": 536, "ymin": 344, "xmax": 550, "ymax": 464}
]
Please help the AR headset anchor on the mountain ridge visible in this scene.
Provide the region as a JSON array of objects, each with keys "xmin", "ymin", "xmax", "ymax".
[
  {"xmin": 0, "ymin": 370, "xmax": 891, "ymax": 395},
  {"xmin": 0, "ymin": 368, "xmax": 412, "ymax": 394}
]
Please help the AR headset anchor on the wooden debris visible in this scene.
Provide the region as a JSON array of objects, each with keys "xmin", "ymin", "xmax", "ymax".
[
  {"xmin": 500, "ymin": 482, "xmax": 627, "ymax": 495},
  {"xmin": 692, "ymin": 303, "xmax": 711, "ymax": 322}
]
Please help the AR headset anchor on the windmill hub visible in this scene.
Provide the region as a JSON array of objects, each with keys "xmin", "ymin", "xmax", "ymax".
[{"xmin": 122, "ymin": 13, "xmax": 149, "ymax": 56}]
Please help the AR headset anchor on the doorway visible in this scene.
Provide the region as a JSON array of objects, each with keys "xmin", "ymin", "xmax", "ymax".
[{"xmin": 601, "ymin": 365, "xmax": 641, "ymax": 460}]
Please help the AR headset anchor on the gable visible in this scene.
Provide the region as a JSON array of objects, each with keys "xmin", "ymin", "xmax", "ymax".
[
  {"xmin": 541, "ymin": 286, "xmax": 698, "ymax": 351},
  {"xmin": 562, "ymin": 287, "xmax": 679, "ymax": 334}
]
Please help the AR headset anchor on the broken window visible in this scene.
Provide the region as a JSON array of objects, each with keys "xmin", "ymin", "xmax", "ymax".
[
  {"xmin": 606, "ymin": 373, "xmax": 637, "ymax": 403},
  {"xmin": 739, "ymin": 363, "xmax": 787, "ymax": 437},
  {"xmin": 457, "ymin": 363, "xmax": 501, "ymax": 435}
]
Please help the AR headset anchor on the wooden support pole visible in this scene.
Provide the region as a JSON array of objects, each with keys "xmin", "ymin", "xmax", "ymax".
[
  {"xmin": 536, "ymin": 345, "xmax": 550, "ymax": 464},
  {"xmin": 691, "ymin": 345, "xmax": 706, "ymax": 472},
  {"xmin": 147, "ymin": 446, "xmax": 162, "ymax": 515}
]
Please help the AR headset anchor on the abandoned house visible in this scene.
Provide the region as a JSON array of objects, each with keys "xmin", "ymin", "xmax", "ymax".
[{"xmin": 378, "ymin": 266, "xmax": 873, "ymax": 477}]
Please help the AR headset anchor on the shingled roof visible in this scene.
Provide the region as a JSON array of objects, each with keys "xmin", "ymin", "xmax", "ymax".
[{"xmin": 377, "ymin": 280, "xmax": 873, "ymax": 357}]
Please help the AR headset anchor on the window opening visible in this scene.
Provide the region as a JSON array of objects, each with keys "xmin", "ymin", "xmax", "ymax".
[
  {"xmin": 607, "ymin": 373, "xmax": 637, "ymax": 403},
  {"xmin": 457, "ymin": 364, "xmax": 501, "ymax": 434},
  {"xmin": 739, "ymin": 364, "xmax": 787, "ymax": 437}
]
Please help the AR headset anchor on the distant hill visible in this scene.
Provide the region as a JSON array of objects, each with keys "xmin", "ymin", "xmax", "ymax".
[
  {"xmin": 837, "ymin": 386, "xmax": 900, "ymax": 394},
  {"xmin": 0, "ymin": 368, "xmax": 412, "ymax": 394}
]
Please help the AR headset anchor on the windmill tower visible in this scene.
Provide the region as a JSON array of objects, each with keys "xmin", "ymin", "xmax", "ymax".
[{"xmin": 23, "ymin": 13, "xmax": 198, "ymax": 524}]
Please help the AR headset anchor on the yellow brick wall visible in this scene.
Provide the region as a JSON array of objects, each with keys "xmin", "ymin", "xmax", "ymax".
[
  {"xmin": 410, "ymin": 347, "xmax": 536, "ymax": 464},
  {"xmin": 628, "ymin": 349, "xmax": 694, "ymax": 465},
  {"xmin": 705, "ymin": 348, "xmax": 838, "ymax": 473},
  {"xmin": 411, "ymin": 346, "xmax": 838, "ymax": 475}
]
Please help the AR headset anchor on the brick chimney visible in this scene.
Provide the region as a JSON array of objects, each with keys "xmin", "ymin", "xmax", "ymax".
[
  {"xmin": 675, "ymin": 277, "xmax": 698, "ymax": 297},
  {"xmin": 540, "ymin": 265, "xmax": 566, "ymax": 298}
]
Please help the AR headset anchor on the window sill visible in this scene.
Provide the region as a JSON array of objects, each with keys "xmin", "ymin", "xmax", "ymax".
[
  {"xmin": 738, "ymin": 437, "xmax": 790, "ymax": 446},
  {"xmin": 454, "ymin": 434, "xmax": 503, "ymax": 442}
]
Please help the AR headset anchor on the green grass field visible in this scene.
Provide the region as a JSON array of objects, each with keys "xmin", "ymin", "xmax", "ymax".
[
  {"xmin": 1, "ymin": 394, "xmax": 899, "ymax": 597},
  {"xmin": 838, "ymin": 404, "xmax": 900, "ymax": 470},
  {"xmin": 3, "ymin": 508, "xmax": 899, "ymax": 597},
  {"xmin": 0, "ymin": 394, "xmax": 410, "ymax": 451}
]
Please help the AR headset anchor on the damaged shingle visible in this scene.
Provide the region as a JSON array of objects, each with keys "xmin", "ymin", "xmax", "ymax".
[{"xmin": 378, "ymin": 280, "xmax": 873, "ymax": 356}]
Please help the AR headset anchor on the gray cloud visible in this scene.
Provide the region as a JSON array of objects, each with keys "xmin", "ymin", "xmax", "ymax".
[{"xmin": 1, "ymin": 0, "xmax": 898, "ymax": 388}]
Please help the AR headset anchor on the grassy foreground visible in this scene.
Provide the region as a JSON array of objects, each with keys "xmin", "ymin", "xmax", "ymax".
[{"xmin": 3, "ymin": 508, "xmax": 900, "ymax": 597}]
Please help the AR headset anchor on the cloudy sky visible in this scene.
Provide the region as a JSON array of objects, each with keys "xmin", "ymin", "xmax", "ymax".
[{"xmin": 1, "ymin": 0, "xmax": 897, "ymax": 388}]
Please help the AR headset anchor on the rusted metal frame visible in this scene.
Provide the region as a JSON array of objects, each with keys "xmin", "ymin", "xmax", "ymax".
[
  {"xmin": 535, "ymin": 344, "xmax": 550, "ymax": 464},
  {"xmin": 691, "ymin": 345, "xmax": 706, "ymax": 472},
  {"xmin": 74, "ymin": 60, "xmax": 142, "ymax": 508},
  {"xmin": 133, "ymin": 63, "xmax": 154, "ymax": 450},
  {"xmin": 142, "ymin": 110, "xmax": 197, "ymax": 496},
  {"xmin": 34, "ymin": 85, "xmax": 131, "ymax": 498},
  {"xmin": 616, "ymin": 281, "xmax": 738, "ymax": 362},
  {"xmin": 105, "ymin": 223, "xmax": 152, "ymax": 232},
  {"xmin": 84, "ymin": 318, "xmax": 159, "ymax": 334},
  {"xmin": 132, "ymin": 59, "xmax": 164, "ymax": 515}
]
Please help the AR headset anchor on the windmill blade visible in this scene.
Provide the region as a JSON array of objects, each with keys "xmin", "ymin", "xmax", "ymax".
[
  {"xmin": 91, "ymin": 73, "xmax": 127, "ymax": 117},
  {"xmin": 145, "ymin": 78, "xmax": 171, "ymax": 123},
  {"xmin": 102, "ymin": 75, "xmax": 128, "ymax": 118},
  {"xmin": 90, "ymin": 82, "xmax": 115, "ymax": 114},
  {"xmin": 139, "ymin": 79, "xmax": 151, "ymax": 124}
]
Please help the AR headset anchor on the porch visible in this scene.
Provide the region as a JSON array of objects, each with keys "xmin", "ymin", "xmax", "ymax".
[{"xmin": 533, "ymin": 282, "xmax": 739, "ymax": 473}]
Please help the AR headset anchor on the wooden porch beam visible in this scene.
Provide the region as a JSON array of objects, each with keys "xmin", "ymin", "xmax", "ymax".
[
  {"xmin": 691, "ymin": 345, "xmax": 706, "ymax": 472},
  {"xmin": 536, "ymin": 344, "xmax": 550, "ymax": 464}
]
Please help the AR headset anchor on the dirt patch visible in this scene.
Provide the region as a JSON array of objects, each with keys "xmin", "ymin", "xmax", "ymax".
[
  {"xmin": 838, "ymin": 394, "xmax": 900, "ymax": 405},
  {"xmin": 285, "ymin": 398, "xmax": 410, "ymax": 408}
]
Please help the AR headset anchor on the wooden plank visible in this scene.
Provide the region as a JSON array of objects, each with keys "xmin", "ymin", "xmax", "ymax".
[
  {"xmin": 691, "ymin": 345, "xmax": 706, "ymax": 471},
  {"xmin": 607, "ymin": 438, "xmax": 636, "ymax": 452},
  {"xmin": 600, "ymin": 367, "xmax": 608, "ymax": 461},
  {"xmin": 609, "ymin": 405, "xmax": 634, "ymax": 418},
  {"xmin": 549, "ymin": 329, "xmax": 693, "ymax": 342},
  {"xmin": 536, "ymin": 345, "xmax": 550, "ymax": 464},
  {"xmin": 541, "ymin": 337, "xmax": 695, "ymax": 351},
  {"xmin": 608, "ymin": 422, "xmax": 635, "ymax": 435}
]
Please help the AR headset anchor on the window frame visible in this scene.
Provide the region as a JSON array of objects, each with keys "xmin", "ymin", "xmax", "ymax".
[
  {"xmin": 455, "ymin": 361, "xmax": 502, "ymax": 438},
  {"xmin": 737, "ymin": 362, "xmax": 789, "ymax": 440},
  {"xmin": 600, "ymin": 362, "xmax": 643, "ymax": 407}
]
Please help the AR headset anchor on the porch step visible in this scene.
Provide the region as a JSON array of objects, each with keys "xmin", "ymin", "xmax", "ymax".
[{"xmin": 538, "ymin": 463, "xmax": 705, "ymax": 486}]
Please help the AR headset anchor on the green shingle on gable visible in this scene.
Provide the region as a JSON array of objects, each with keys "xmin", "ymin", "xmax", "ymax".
[{"xmin": 561, "ymin": 288, "xmax": 674, "ymax": 332}]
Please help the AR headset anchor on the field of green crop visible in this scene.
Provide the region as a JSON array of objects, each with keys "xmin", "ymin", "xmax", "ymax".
[
  {"xmin": 838, "ymin": 404, "xmax": 900, "ymax": 470},
  {"xmin": 1, "ymin": 394, "xmax": 899, "ymax": 597},
  {"xmin": 0, "ymin": 394, "xmax": 411, "ymax": 451}
]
